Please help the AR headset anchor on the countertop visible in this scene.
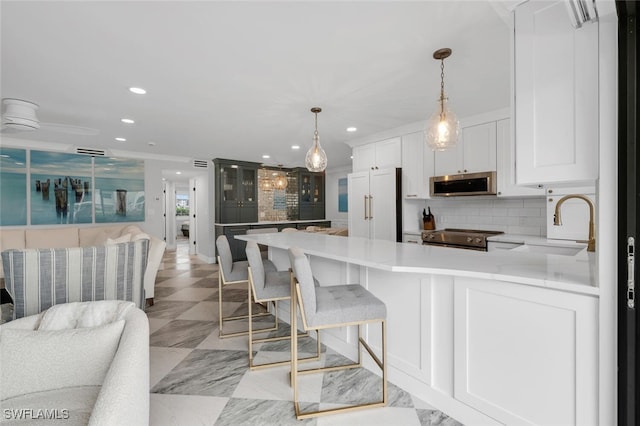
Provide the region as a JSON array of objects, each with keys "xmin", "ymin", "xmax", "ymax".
[
  {"xmin": 237, "ymin": 232, "xmax": 598, "ymax": 296},
  {"xmin": 214, "ymin": 219, "xmax": 330, "ymax": 226}
]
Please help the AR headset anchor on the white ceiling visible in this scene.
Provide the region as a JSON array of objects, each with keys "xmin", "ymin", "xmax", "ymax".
[{"xmin": 0, "ymin": 1, "xmax": 512, "ymax": 170}]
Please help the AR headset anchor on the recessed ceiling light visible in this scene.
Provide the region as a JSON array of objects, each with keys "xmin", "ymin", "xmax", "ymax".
[
  {"xmin": 350, "ymin": 155, "xmax": 354, "ymax": 159},
  {"xmin": 347, "ymin": 127, "xmax": 357, "ymax": 132},
  {"xmin": 176, "ymin": 171, "xmax": 182, "ymax": 175},
  {"xmin": 121, "ymin": 118, "xmax": 135, "ymax": 124},
  {"xmin": 291, "ymin": 145, "xmax": 300, "ymax": 150},
  {"xmin": 115, "ymin": 137, "xmax": 126, "ymax": 142},
  {"xmin": 262, "ymin": 154, "xmax": 270, "ymax": 159},
  {"xmin": 129, "ymin": 87, "xmax": 146, "ymax": 95}
]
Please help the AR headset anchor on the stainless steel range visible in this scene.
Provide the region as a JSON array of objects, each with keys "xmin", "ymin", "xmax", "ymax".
[{"xmin": 421, "ymin": 228, "xmax": 504, "ymax": 251}]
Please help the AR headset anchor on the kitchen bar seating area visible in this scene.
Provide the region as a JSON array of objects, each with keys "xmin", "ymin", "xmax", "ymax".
[{"xmin": 147, "ymin": 240, "xmax": 459, "ymax": 425}]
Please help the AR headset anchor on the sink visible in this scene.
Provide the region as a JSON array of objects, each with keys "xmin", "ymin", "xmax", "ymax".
[{"xmin": 511, "ymin": 244, "xmax": 586, "ymax": 256}]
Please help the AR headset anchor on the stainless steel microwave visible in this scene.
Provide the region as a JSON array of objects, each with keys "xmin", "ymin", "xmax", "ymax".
[{"xmin": 430, "ymin": 171, "xmax": 497, "ymax": 196}]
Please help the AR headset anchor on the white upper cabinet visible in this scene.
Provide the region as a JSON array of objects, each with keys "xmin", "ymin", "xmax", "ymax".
[
  {"xmin": 352, "ymin": 137, "xmax": 401, "ymax": 173},
  {"xmin": 496, "ymin": 118, "xmax": 544, "ymax": 197},
  {"xmin": 401, "ymin": 131, "xmax": 434, "ymax": 199},
  {"xmin": 514, "ymin": 0, "xmax": 598, "ymax": 186},
  {"xmin": 434, "ymin": 121, "xmax": 497, "ymax": 176}
]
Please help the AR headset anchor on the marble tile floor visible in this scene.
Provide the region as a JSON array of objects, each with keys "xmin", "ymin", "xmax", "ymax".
[{"xmin": 148, "ymin": 241, "xmax": 464, "ymax": 426}]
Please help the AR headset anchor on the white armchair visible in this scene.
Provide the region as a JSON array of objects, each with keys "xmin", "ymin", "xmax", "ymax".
[{"xmin": 0, "ymin": 300, "xmax": 149, "ymax": 425}]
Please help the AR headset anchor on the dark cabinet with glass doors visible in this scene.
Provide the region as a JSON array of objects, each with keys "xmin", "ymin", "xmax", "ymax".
[
  {"xmin": 214, "ymin": 159, "xmax": 259, "ymax": 224},
  {"xmin": 296, "ymin": 168, "xmax": 325, "ymax": 220}
]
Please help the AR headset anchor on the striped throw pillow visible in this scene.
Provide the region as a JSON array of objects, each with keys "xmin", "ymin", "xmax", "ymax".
[{"xmin": 1, "ymin": 240, "xmax": 148, "ymax": 319}]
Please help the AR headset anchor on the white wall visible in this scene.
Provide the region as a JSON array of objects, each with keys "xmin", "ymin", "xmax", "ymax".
[
  {"xmin": 194, "ymin": 172, "xmax": 215, "ymax": 262},
  {"xmin": 324, "ymin": 165, "xmax": 351, "ymax": 228}
]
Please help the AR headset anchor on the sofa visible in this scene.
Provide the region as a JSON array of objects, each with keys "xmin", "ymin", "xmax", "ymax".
[
  {"xmin": 0, "ymin": 300, "xmax": 149, "ymax": 425},
  {"xmin": 0, "ymin": 224, "xmax": 166, "ymax": 304}
]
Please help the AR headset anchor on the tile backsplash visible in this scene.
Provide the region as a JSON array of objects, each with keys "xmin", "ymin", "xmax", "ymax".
[{"xmin": 405, "ymin": 197, "xmax": 547, "ymax": 237}]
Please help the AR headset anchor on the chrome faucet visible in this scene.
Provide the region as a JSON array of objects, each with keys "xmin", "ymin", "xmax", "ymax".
[{"xmin": 553, "ymin": 194, "xmax": 596, "ymax": 252}]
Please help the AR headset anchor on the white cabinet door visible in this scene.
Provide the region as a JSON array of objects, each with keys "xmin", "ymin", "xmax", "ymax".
[
  {"xmin": 454, "ymin": 277, "xmax": 598, "ymax": 426},
  {"xmin": 401, "ymin": 132, "xmax": 434, "ymax": 199},
  {"xmin": 462, "ymin": 122, "xmax": 497, "ymax": 173},
  {"xmin": 515, "ymin": 0, "xmax": 598, "ymax": 186},
  {"xmin": 374, "ymin": 137, "xmax": 402, "ymax": 170},
  {"xmin": 434, "ymin": 121, "xmax": 497, "ymax": 176},
  {"xmin": 352, "ymin": 138, "xmax": 401, "ymax": 173},
  {"xmin": 352, "ymin": 144, "xmax": 376, "ymax": 173},
  {"xmin": 370, "ymin": 168, "xmax": 397, "ymax": 241},
  {"xmin": 496, "ymin": 118, "xmax": 545, "ymax": 197},
  {"xmin": 347, "ymin": 172, "xmax": 370, "ymax": 238},
  {"xmin": 433, "ymin": 145, "xmax": 460, "ymax": 176}
]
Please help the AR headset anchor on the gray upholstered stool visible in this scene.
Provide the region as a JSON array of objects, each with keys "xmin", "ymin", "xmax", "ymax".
[
  {"xmin": 246, "ymin": 227, "xmax": 278, "ymax": 259},
  {"xmin": 245, "ymin": 241, "xmax": 319, "ymax": 370},
  {"xmin": 216, "ymin": 235, "xmax": 273, "ymax": 338},
  {"xmin": 288, "ymin": 247, "xmax": 387, "ymax": 419}
]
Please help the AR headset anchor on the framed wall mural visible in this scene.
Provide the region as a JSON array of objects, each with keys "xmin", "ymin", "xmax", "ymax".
[
  {"xmin": 0, "ymin": 148, "xmax": 27, "ymax": 226},
  {"xmin": 30, "ymin": 150, "xmax": 93, "ymax": 225},
  {"xmin": 338, "ymin": 177, "xmax": 348, "ymax": 212},
  {"xmin": 94, "ymin": 157, "xmax": 144, "ymax": 223}
]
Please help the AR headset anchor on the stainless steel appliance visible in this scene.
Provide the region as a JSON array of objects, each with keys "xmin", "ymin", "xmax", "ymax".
[
  {"xmin": 421, "ymin": 228, "xmax": 504, "ymax": 251},
  {"xmin": 430, "ymin": 171, "xmax": 497, "ymax": 197}
]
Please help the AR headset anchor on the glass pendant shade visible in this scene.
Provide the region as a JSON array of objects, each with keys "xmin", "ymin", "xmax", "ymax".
[
  {"xmin": 260, "ymin": 177, "xmax": 273, "ymax": 191},
  {"xmin": 305, "ymin": 107, "xmax": 327, "ymax": 172},
  {"xmin": 272, "ymin": 171, "xmax": 288, "ymax": 190},
  {"xmin": 305, "ymin": 134, "xmax": 327, "ymax": 172},
  {"xmin": 425, "ymin": 98, "xmax": 460, "ymax": 151}
]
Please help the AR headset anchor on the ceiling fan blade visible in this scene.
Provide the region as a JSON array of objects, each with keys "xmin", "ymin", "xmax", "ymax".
[{"xmin": 39, "ymin": 122, "xmax": 100, "ymax": 136}]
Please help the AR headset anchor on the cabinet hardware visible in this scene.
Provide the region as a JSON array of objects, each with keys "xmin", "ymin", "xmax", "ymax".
[
  {"xmin": 364, "ymin": 195, "xmax": 369, "ymax": 220},
  {"xmin": 628, "ymin": 237, "xmax": 635, "ymax": 309},
  {"xmin": 548, "ymin": 189, "xmax": 553, "ymax": 194},
  {"xmin": 548, "ymin": 198, "xmax": 553, "ymax": 202},
  {"xmin": 369, "ymin": 195, "xmax": 373, "ymax": 219},
  {"xmin": 406, "ymin": 194, "xmax": 417, "ymax": 197}
]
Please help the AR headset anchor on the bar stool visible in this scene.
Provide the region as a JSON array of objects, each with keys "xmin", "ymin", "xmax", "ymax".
[
  {"xmin": 246, "ymin": 227, "xmax": 278, "ymax": 259},
  {"xmin": 216, "ymin": 235, "xmax": 272, "ymax": 338},
  {"xmin": 245, "ymin": 241, "xmax": 320, "ymax": 370},
  {"xmin": 288, "ymin": 247, "xmax": 387, "ymax": 419}
]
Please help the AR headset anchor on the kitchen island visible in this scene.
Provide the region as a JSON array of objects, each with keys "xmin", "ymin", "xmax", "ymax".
[{"xmin": 237, "ymin": 232, "xmax": 598, "ymax": 426}]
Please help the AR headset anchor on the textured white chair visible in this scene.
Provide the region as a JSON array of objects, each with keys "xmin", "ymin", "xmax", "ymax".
[
  {"xmin": 246, "ymin": 228, "xmax": 278, "ymax": 259},
  {"xmin": 216, "ymin": 235, "xmax": 272, "ymax": 338},
  {"xmin": 245, "ymin": 241, "xmax": 319, "ymax": 370},
  {"xmin": 288, "ymin": 247, "xmax": 388, "ymax": 419}
]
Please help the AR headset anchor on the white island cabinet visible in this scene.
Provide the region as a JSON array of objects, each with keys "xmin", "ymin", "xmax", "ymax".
[{"xmin": 237, "ymin": 232, "xmax": 599, "ymax": 426}]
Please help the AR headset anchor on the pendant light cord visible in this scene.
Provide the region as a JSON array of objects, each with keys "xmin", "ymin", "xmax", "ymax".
[{"xmin": 439, "ymin": 59, "xmax": 446, "ymax": 119}]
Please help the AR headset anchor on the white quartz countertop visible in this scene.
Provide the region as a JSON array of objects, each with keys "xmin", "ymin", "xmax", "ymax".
[
  {"xmin": 236, "ymin": 232, "xmax": 598, "ymax": 296},
  {"xmin": 214, "ymin": 219, "xmax": 330, "ymax": 226}
]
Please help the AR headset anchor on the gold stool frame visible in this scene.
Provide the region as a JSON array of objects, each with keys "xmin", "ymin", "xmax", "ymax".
[
  {"xmin": 247, "ymin": 267, "xmax": 320, "ymax": 370},
  {"xmin": 290, "ymin": 273, "xmax": 387, "ymax": 419},
  {"xmin": 217, "ymin": 255, "xmax": 271, "ymax": 338}
]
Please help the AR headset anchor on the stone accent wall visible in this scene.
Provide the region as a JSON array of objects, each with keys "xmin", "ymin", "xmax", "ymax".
[{"xmin": 257, "ymin": 169, "xmax": 298, "ymax": 221}]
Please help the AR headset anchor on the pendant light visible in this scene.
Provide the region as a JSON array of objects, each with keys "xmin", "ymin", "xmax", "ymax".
[
  {"xmin": 259, "ymin": 168, "xmax": 273, "ymax": 191},
  {"xmin": 425, "ymin": 48, "xmax": 460, "ymax": 151},
  {"xmin": 305, "ymin": 107, "xmax": 327, "ymax": 172},
  {"xmin": 272, "ymin": 165, "xmax": 288, "ymax": 190}
]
